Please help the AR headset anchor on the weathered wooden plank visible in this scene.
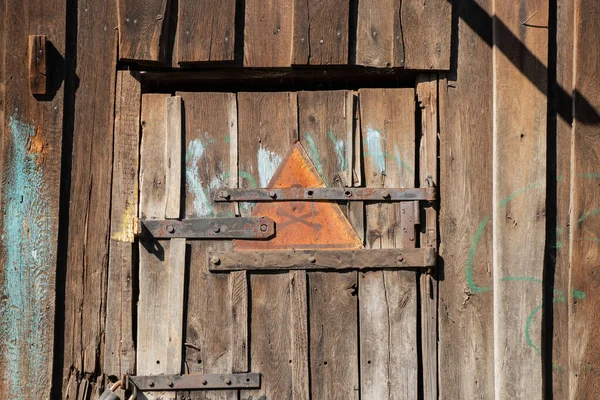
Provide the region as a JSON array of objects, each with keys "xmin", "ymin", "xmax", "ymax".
[
  {"xmin": 175, "ymin": 0, "xmax": 235, "ymax": 63},
  {"xmin": 165, "ymin": 96, "xmax": 182, "ymax": 219},
  {"xmin": 61, "ymin": 0, "xmax": 118, "ymax": 395},
  {"xmin": 0, "ymin": 0, "xmax": 65, "ymax": 398},
  {"xmin": 309, "ymin": 271, "xmax": 358, "ymax": 399},
  {"xmin": 359, "ymin": 88, "xmax": 417, "ymax": 398},
  {"xmin": 178, "ymin": 92, "xmax": 237, "ymax": 400},
  {"xmin": 244, "ymin": 0, "xmax": 294, "ymax": 67},
  {"xmin": 356, "ymin": 0, "xmax": 450, "ymax": 69},
  {"xmin": 238, "ymin": 92, "xmax": 297, "ymax": 399},
  {"xmin": 438, "ymin": 0, "xmax": 494, "ymax": 397},
  {"xmin": 118, "ymin": 0, "xmax": 168, "ymax": 61},
  {"xmin": 104, "ymin": 71, "xmax": 141, "ymax": 379},
  {"xmin": 27, "ymin": 35, "xmax": 46, "ymax": 95},
  {"xmin": 138, "ymin": 94, "xmax": 184, "ymax": 400},
  {"xmin": 290, "ymin": 270, "xmax": 309, "ymax": 400},
  {"xmin": 553, "ymin": 0, "xmax": 574, "ymax": 396},
  {"xmin": 569, "ymin": 0, "xmax": 600, "ymax": 397},
  {"xmin": 293, "ymin": 0, "xmax": 349, "ymax": 65},
  {"xmin": 356, "ymin": 0, "xmax": 401, "ymax": 68},
  {"xmin": 493, "ymin": 2, "xmax": 548, "ymax": 398}
]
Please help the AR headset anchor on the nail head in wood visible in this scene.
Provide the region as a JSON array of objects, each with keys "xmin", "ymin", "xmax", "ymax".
[{"xmin": 28, "ymin": 35, "xmax": 47, "ymax": 95}]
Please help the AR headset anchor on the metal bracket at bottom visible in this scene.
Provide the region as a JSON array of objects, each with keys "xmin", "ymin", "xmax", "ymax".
[{"xmin": 129, "ymin": 373, "xmax": 260, "ymax": 391}]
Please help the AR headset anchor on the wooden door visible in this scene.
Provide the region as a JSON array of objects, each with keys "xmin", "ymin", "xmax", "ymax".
[{"xmin": 134, "ymin": 86, "xmax": 438, "ymax": 399}]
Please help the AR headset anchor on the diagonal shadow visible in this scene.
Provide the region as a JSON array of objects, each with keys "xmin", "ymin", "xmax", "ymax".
[{"xmin": 450, "ymin": 0, "xmax": 600, "ymax": 126}]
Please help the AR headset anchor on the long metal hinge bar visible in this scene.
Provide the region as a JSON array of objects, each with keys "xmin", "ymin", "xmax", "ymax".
[
  {"xmin": 209, "ymin": 248, "xmax": 436, "ymax": 271},
  {"xmin": 213, "ymin": 187, "xmax": 435, "ymax": 202},
  {"xmin": 138, "ymin": 217, "xmax": 275, "ymax": 239},
  {"xmin": 129, "ymin": 373, "xmax": 260, "ymax": 391}
]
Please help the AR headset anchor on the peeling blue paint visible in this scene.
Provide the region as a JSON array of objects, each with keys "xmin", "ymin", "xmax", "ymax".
[
  {"xmin": 186, "ymin": 138, "xmax": 214, "ymax": 217},
  {"xmin": 365, "ymin": 127, "xmax": 386, "ymax": 174},
  {"xmin": 1, "ymin": 115, "xmax": 54, "ymax": 395},
  {"xmin": 257, "ymin": 145, "xmax": 282, "ymax": 188},
  {"xmin": 303, "ymin": 132, "xmax": 328, "ymax": 185},
  {"xmin": 327, "ymin": 130, "xmax": 346, "ymax": 173}
]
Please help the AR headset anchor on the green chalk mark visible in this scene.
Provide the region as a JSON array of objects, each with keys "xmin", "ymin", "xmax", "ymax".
[
  {"xmin": 572, "ymin": 290, "xmax": 585, "ymax": 299},
  {"xmin": 499, "ymin": 182, "xmax": 541, "ymax": 208},
  {"xmin": 525, "ymin": 303, "xmax": 543, "ymax": 354},
  {"xmin": 327, "ymin": 130, "xmax": 347, "ymax": 172},
  {"xmin": 578, "ymin": 173, "xmax": 600, "ymax": 179},
  {"xmin": 578, "ymin": 209, "xmax": 600, "ymax": 223},
  {"xmin": 500, "ymin": 276, "xmax": 544, "ymax": 285},
  {"xmin": 304, "ymin": 132, "xmax": 328, "ymax": 186},
  {"xmin": 225, "ymin": 133, "xmax": 230, "ymax": 144},
  {"xmin": 466, "ymin": 216, "xmax": 492, "ymax": 294},
  {"xmin": 239, "ymin": 170, "xmax": 258, "ymax": 189}
]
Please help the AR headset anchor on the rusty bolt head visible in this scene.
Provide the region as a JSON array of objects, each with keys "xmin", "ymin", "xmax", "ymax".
[
  {"xmin": 260, "ymin": 224, "xmax": 268, "ymax": 232},
  {"xmin": 397, "ymin": 255, "xmax": 404, "ymax": 262},
  {"xmin": 211, "ymin": 256, "xmax": 221, "ymax": 265},
  {"xmin": 309, "ymin": 256, "xmax": 317, "ymax": 263},
  {"xmin": 225, "ymin": 378, "xmax": 232, "ymax": 385},
  {"xmin": 148, "ymin": 381, "xmax": 155, "ymax": 387},
  {"xmin": 168, "ymin": 381, "xmax": 174, "ymax": 388},
  {"xmin": 307, "ymin": 190, "xmax": 314, "ymax": 197},
  {"xmin": 167, "ymin": 224, "xmax": 175, "ymax": 233},
  {"xmin": 220, "ymin": 190, "xmax": 231, "ymax": 200},
  {"xmin": 382, "ymin": 190, "xmax": 390, "ymax": 199},
  {"xmin": 213, "ymin": 225, "xmax": 221, "ymax": 233},
  {"xmin": 344, "ymin": 190, "xmax": 352, "ymax": 197},
  {"xmin": 268, "ymin": 190, "xmax": 277, "ymax": 199},
  {"xmin": 202, "ymin": 379, "xmax": 208, "ymax": 385}
]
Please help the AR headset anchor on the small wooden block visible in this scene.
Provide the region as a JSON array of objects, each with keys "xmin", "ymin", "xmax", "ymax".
[{"xmin": 28, "ymin": 35, "xmax": 47, "ymax": 95}]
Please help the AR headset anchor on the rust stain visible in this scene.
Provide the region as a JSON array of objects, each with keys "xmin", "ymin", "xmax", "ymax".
[
  {"xmin": 235, "ymin": 141, "xmax": 362, "ymax": 251},
  {"xmin": 27, "ymin": 126, "xmax": 46, "ymax": 165}
]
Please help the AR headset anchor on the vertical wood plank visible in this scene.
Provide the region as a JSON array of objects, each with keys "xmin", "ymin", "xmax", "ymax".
[
  {"xmin": 138, "ymin": 94, "xmax": 184, "ymax": 400},
  {"xmin": 493, "ymin": 1, "xmax": 548, "ymax": 398},
  {"xmin": 27, "ymin": 35, "xmax": 46, "ymax": 95},
  {"xmin": 118, "ymin": 0, "xmax": 168, "ymax": 61},
  {"xmin": 244, "ymin": 0, "xmax": 294, "ymax": 67},
  {"xmin": 0, "ymin": 0, "xmax": 65, "ymax": 397},
  {"xmin": 400, "ymin": 0, "xmax": 452, "ymax": 70},
  {"xmin": 165, "ymin": 96, "xmax": 182, "ymax": 219},
  {"xmin": 290, "ymin": 270, "xmax": 310, "ymax": 400},
  {"xmin": 105, "ymin": 71, "xmax": 141, "ymax": 378},
  {"xmin": 356, "ymin": 0, "xmax": 401, "ymax": 68},
  {"xmin": 356, "ymin": 0, "xmax": 451, "ymax": 69},
  {"xmin": 178, "ymin": 92, "xmax": 237, "ymax": 400},
  {"xmin": 61, "ymin": 0, "xmax": 118, "ymax": 395},
  {"xmin": 359, "ymin": 88, "xmax": 417, "ymax": 398},
  {"xmin": 568, "ymin": 0, "xmax": 600, "ymax": 397},
  {"xmin": 552, "ymin": 0, "xmax": 574, "ymax": 396},
  {"xmin": 175, "ymin": 0, "xmax": 235, "ymax": 64},
  {"xmin": 417, "ymin": 75, "xmax": 438, "ymax": 400},
  {"xmin": 297, "ymin": 90, "xmax": 358, "ymax": 399},
  {"xmin": 438, "ymin": 0, "xmax": 494, "ymax": 397},
  {"xmin": 238, "ymin": 92, "xmax": 298, "ymax": 399},
  {"xmin": 292, "ymin": 0, "xmax": 349, "ymax": 65}
]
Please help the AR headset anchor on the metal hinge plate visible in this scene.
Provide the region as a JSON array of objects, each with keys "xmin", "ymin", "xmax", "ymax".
[
  {"xmin": 129, "ymin": 373, "xmax": 260, "ymax": 391},
  {"xmin": 138, "ymin": 217, "xmax": 275, "ymax": 239}
]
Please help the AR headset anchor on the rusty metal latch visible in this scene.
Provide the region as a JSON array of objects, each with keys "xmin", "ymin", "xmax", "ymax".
[
  {"xmin": 138, "ymin": 217, "xmax": 275, "ymax": 239},
  {"xmin": 214, "ymin": 187, "xmax": 435, "ymax": 202},
  {"xmin": 129, "ymin": 373, "xmax": 260, "ymax": 391}
]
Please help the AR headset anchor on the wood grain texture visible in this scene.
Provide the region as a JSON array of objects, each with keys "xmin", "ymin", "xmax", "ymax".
[
  {"xmin": 178, "ymin": 92, "xmax": 237, "ymax": 400},
  {"xmin": 61, "ymin": 0, "xmax": 118, "ymax": 395},
  {"xmin": 293, "ymin": 0, "xmax": 349, "ymax": 65},
  {"xmin": 238, "ymin": 92, "xmax": 297, "ymax": 399},
  {"xmin": 118, "ymin": 0, "xmax": 168, "ymax": 61},
  {"xmin": 493, "ymin": 1, "xmax": 548, "ymax": 398},
  {"xmin": 356, "ymin": 0, "xmax": 402, "ymax": 68},
  {"xmin": 0, "ymin": 0, "xmax": 65, "ymax": 397},
  {"xmin": 165, "ymin": 96, "xmax": 182, "ymax": 219},
  {"xmin": 401, "ymin": 0, "xmax": 451, "ymax": 70},
  {"xmin": 290, "ymin": 270, "xmax": 310, "ymax": 400},
  {"xmin": 438, "ymin": 0, "xmax": 494, "ymax": 397},
  {"xmin": 359, "ymin": 88, "xmax": 417, "ymax": 398},
  {"xmin": 138, "ymin": 94, "xmax": 184, "ymax": 400},
  {"xmin": 104, "ymin": 71, "xmax": 141, "ymax": 379},
  {"xmin": 568, "ymin": 0, "xmax": 600, "ymax": 397},
  {"xmin": 417, "ymin": 75, "xmax": 438, "ymax": 400},
  {"xmin": 175, "ymin": 0, "xmax": 235, "ymax": 63},
  {"xmin": 309, "ymin": 272, "xmax": 359, "ymax": 399},
  {"xmin": 244, "ymin": 0, "xmax": 294, "ymax": 67},
  {"xmin": 27, "ymin": 35, "xmax": 46, "ymax": 95},
  {"xmin": 553, "ymin": 0, "xmax": 574, "ymax": 396}
]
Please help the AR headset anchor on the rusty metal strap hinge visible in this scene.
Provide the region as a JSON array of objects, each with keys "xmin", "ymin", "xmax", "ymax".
[
  {"xmin": 213, "ymin": 187, "xmax": 435, "ymax": 202},
  {"xmin": 209, "ymin": 248, "xmax": 436, "ymax": 271},
  {"xmin": 129, "ymin": 373, "xmax": 260, "ymax": 391},
  {"xmin": 138, "ymin": 217, "xmax": 275, "ymax": 239}
]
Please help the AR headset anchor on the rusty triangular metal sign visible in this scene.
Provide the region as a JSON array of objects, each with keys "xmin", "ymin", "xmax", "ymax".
[{"xmin": 234, "ymin": 141, "xmax": 363, "ymax": 251}]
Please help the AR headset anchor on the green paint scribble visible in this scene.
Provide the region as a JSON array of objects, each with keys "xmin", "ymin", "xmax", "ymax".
[
  {"xmin": 304, "ymin": 132, "xmax": 328, "ymax": 185},
  {"xmin": 580, "ymin": 237, "xmax": 600, "ymax": 242},
  {"xmin": 239, "ymin": 170, "xmax": 258, "ymax": 188},
  {"xmin": 393, "ymin": 146, "xmax": 415, "ymax": 177},
  {"xmin": 525, "ymin": 304, "xmax": 543, "ymax": 354},
  {"xmin": 500, "ymin": 276, "xmax": 544, "ymax": 285},
  {"xmin": 578, "ymin": 209, "xmax": 600, "ymax": 223},
  {"xmin": 466, "ymin": 216, "xmax": 492, "ymax": 294},
  {"xmin": 499, "ymin": 182, "xmax": 541, "ymax": 208},
  {"xmin": 225, "ymin": 133, "xmax": 231, "ymax": 144},
  {"xmin": 572, "ymin": 290, "xmax": 585, "ymax": 299},
  {"xmin": 578, "ymin": 173, "xmax": 600, "ymax": 179}
]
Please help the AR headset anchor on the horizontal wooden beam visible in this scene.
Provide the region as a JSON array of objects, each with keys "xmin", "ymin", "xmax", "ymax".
[{"xmin": 209, "ymin": 248, "xmax": 436, "ymax": 271}]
